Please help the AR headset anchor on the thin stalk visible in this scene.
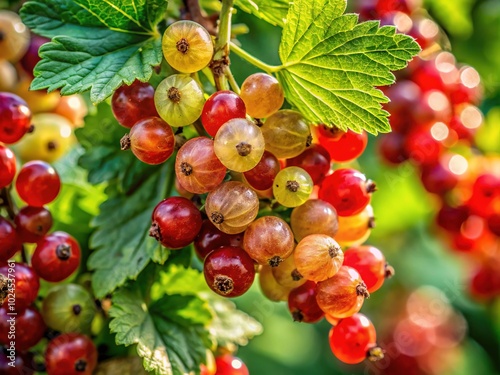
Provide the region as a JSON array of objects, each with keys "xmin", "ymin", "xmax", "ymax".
[
  {"xmin": 229, "ymin": 41, "xmax": 282, "ymax": 74},
  {"xmin": 210, "ymin": 0, "xmax": 234, "ymax": 90}
]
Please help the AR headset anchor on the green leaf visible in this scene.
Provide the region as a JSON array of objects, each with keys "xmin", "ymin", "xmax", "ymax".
[
  {"xmin": 234, "ymin": 0, "xmax": 290, "ymax": 27},
  {"xmin": 110, "ymin": 282, "xmax": 211, "ymax": 375},
  {"xmin": 150, "ymin": 265, "xmax": 262, "ymax": 350},
  {"xmin": 207, "ymin": 296, "xmax": 263, "ymax": 349},
  {"xmin": 88, "ymin": 161, "xmax": 171, "ymax": 298},
  {"xmin": 151, "ymin": 264, "xmax": 210, "ymax": 299},
  {"xmin": 277, "ymin": 0, "xmax": 420, "ymax": 134},
  {"xmin": 20, "ymin": 0, "xmax": 166, "ymax": 103}
]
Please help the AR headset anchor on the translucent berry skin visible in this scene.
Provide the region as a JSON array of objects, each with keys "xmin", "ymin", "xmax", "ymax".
[
  {"xmin": 15, "ymin": 160, "xmax": 61, "ymax": 207},
  {"xmin": 243, "ymin": 216, "xmax": 295, "ymax": 267},
  {"xmin": 0, "ymin": 305, "xmax": 46, "ymax": 351},
  {"xmin": 316, "ymin": 266, "xmax": 369, "ymax": 318},
  {"xmin": 154, "ymin": 74, "xmax": 205, "ymax": 127},
  {"xmin": 290, "ymin": 199, "xmax": 339, "ymax": 242},
  {"xmin": 318, "ymin": 130, "xmax": 368, "ymax": 163},
  {"xmin": 294, "ymin": 234, "xmax": 344, "ymax": 282},
  {"xmin": 335, "ymin": 204, "xmax": 374, "ymax": 247},
  {"xmin": 240, "ymin": 73, "xmax": 284, "ymax": 119},
  {"xmin": 111, "ymin": 80, "xmax": 158, "ymax": 128},
  {"xmin": 150, "ymin": 197, "xmax": 202, "ymax": 249},
  {"xmin": 343, "ymin": 246, "xmax": 386, "ymax": 293},
  {"xmin": 260, "ymin": 264, "xmax": 293, "ymax": 302},
  {"xmin": 14, "ymin": 206, "xmax": 53, "ymax": 243},
  {"xmin": 214, "ymin": 354, "xmax": 249, "ymax": 375},
  {"xmin": 214, "ymin": 118, "xmax": 265, "ymax": 172},
  {"xmin": 194, "ymin": 219, "xmax": 243, "ymax": 260},
  {"xmin": 201, "ymin": 91, "xmax": 247, "ymax": 137},
  {"xmin": 127, "ymin": 117, "xmax": 175, "ymax": 165},
  {"xmin": 0, "ymin": 11, "xmax": 30, "ymax": 62},
  {"xmin": 0, "ymin": 92, "xmax": 32, "ymax": 144},
  {"xmin": 175, "ymin": 137, "xmax": 227, "ymax": 194},
  {"xmin": 42, "ymin": 284, "xmax": 96, "ymax": 334},
  {"xmin": 261, "ymin": 110, "xmax": 311, "ymax": 159},
  {"xmin": 272, "ymin": 252, "xmax": 307, "ymax": 289},
  {"xmin": 0, "ymin": 217, "xmax": 18, "ymax": 261},
  {"xmin": 0, "ymin": 144, "xmax": 16, "ymax": 188},
  {"xmin": 273, "ymin": 166, "xmax": 313, "ymax": 208},
  {"xmin": 0, "ymin": 263, "xmax": 40, "ymax": 311},
  {"xmin": 45, "ymin": 333, "xmax": 97, "ymax": 375},
  {"xmin": 162, "ymin": 20, "xmax": 214, "ymax": 74},
  {"xmin": 319, "ymin": 168, "xmax": 374, "ymax": 217},
  {"xmin": 286, "ymin": 144, "xmax": 331, "ymax": 185},
  {"xmin": 205, "ymin": 181, "xmax": 259, "ymax": 234},
  {"xmin": 204, "ymin": 246, "xmax": 255, "ymax": 297},
  {"xmin": 329, "ymin": 313, "xmax": 377, "ymax": 364},
  {"xmin": 14, "ymin": 113, "xmax": 75, "ymax": 163},
  {"xmin": 243, "ymin": 150, "xmax": 280, "ymax": 191},
  {"xmin": 420, "ymin": 161, "xmax": 458, "ymax": 196},
  {"xmin": 32, "ymin": 231, "xmax": 81, "ymax": 282},
  {"xmin": 436, "ymin": 205, "xmax": 469, "ymax": 233},
  {"xmin": 470, "ymin": 262, "xmax": 500, "ymax": 300},
  {"xmin": 288, "ymin": 280, "xmax": 324, "ymax": 323}
]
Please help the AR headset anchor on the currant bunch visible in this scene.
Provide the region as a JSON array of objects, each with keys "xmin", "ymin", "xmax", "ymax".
[{"xmin": 354, "ymin": 0, "xmax": 500, "ymax": 301}]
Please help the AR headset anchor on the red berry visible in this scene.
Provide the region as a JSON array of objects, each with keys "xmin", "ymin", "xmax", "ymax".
[
  {"xmin": 243, "ymin": 150, "xmax": 281, "ymax": 191},
  {"xmin": 287, "ymin": 280, "xmax": 324, "ymax": 323},
  {"xmin": 488, "ymin": 213, "xmax": 500, "ymax": 236},
  {"xmin": 343, "ymin": 246, "xmax": 387, "ymax": 293},
  {"xmin": 319, "ymin": 169, "xmax": 375, "ymax": 217},
  {"xmin": 0, "ymin": 218, "xmax": 18, "ymax": 261},
  {"xmin": 0, "ymin": 144, "xmax": 16, "ymax": 188},
  {"xmin": 45, "ymin": 333, "xmax": 97, "ymax": 375},
  {"xmin": 20, "ymin": 35, "xmax": 50, "ymax": 77},
  {"xmin": 404, "ymin": 125, "xmax": 443, "ymax": 166},
  {"xmin": 201, "ymin": 90, "xmax": 247, "ymax": 137},
  {"xmin": 0, "ymin": 92, "xmax": 32, "ymax": 144},
  {"xmin": 204, "ymin": 246, "xmax": 255, "ymax": 297},
  {"xmin": 125, "ymin": 117, "xmax": 175, "ymax": 165},
  {"xmin": 14, "ymin": 206, "xmax": 53, "ymax": 243},
  {"xmin": 214, "ymin": 354, "xmax": 249, "ymax": 375},
  {"xmin": 150, "ymin": 197, "xmax": 202, "ymax": 249},
  {"xmin": 470, "ymin": 262, "xmax": 500, "ymax": 299},
  {"xmin": 111, "ymin": 80, "xmax": 158, "ymax": 128},
  {"xmin": 286, "ymin": 144, "xmax": 331, "ymax": 185},
  {"xmin": 0, "ymin": 349, "xmax": 33, "ymax": 375},
  {"xmin": 420, "ymin": 160, "xmax": 458, "ymax": 195},
  {"xmin": 0, "ymin": 263, "xmax": 40, "ymax": 311},
  {"xmin": 15, "ymin": 161, "xmax": 61, "ymax": 207},
  {"xmin": 0, "ymin": 305, "xmax": 45, "ymax": 351},
  {"xmin": 194, "ymin": 219, "xmax": 243, "ymax": 260},
  {"xmin": 436, "ymin": 205, "xmax": 469, "ymax": 233},
  {"xmin": 329, "ymin": 313, "xmax": 378, "ymax": 364},
  {"xmin": 466, "ymin": 174, "xmax": 500, "ymax": 218},
  {"xmin": 319, "ymin": 130, "xmax": 367, "ymax": 163},
  {"xmin": 377, "ymin": 131, "xmax": 408, "ymax": 164},
  {"xmin": 32, "ymin": 231, "xmax": 81, "ymax": 282}
]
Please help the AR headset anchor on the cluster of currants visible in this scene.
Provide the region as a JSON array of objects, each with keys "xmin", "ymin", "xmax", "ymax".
[
  {"xmin": 354, "ymin": 0, "xmax": 500, "ymax": 300},
  {"xmin": 111, "ymin": 19, "xmax": 396, "ymax": 367},
  {"xmin": 0, "ymin": 10, "xmax": 87, "ymax": 164},
  {"xmin": 0, "ymin": 93, "xmax": 97, "ymax": 374}
]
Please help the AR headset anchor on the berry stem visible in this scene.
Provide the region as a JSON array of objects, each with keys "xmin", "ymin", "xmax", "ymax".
[
  {"xmin": 211, "ymin": 0, "xmax": 234, "ymax": 90},
  {"xmin": 225, "ymin": 67, "xmax": 241, "ymax": 94},
  {"xmin": 229, "ymin": 41, "xmax": 282, "ymax": 74}
]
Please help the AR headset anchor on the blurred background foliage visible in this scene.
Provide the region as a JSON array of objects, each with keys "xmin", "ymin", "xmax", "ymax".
[{"xmin": 227, "ymin": 1, "xmax": 500, "ymax": 374}]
